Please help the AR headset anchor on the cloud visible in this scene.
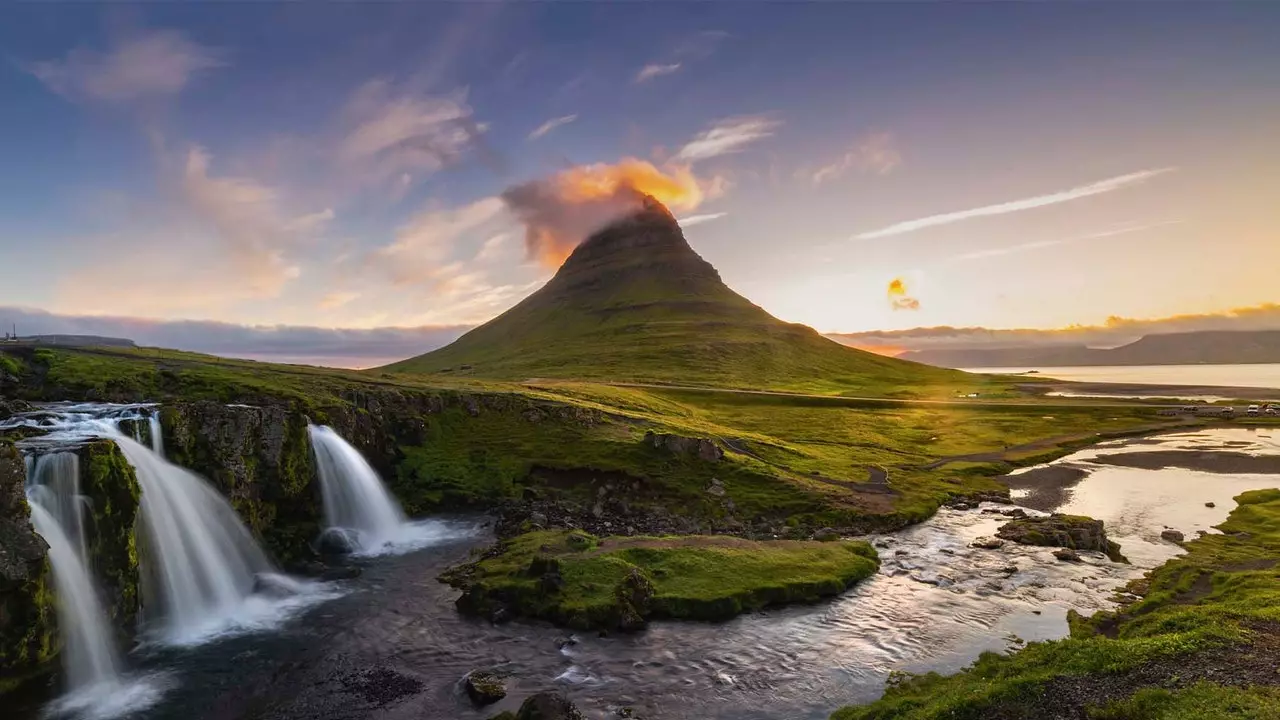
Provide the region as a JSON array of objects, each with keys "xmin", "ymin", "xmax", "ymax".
[
  {"xmin": 337, "ymin": 79, "xmax": 489, "ymax": 192},
  {"xmin": 856, "ymin": 167, "xmax": 1176, "ymax": 240},
  {"xmin": 0, "ymin": 305, "xmax": 467, "ymax": 369},
  {"xmin": 181, "ymin": 146, "xmax": 318, "ymax": 296},
  {"xmin": 319, "ymin": 291, "xmax": 361, "ymax": 309},
  {"xmin": 501, "ymin": 159, "xmax": 704, "ymax": 267},
  {"xmin": 285, "ymin": 208, "xmax": 336, "ymax": 233},
  {"xmin": 28, "ymin": 29, "xmax": 223, "ymax": 102},
  {"xmin": 676, "ymin": 116, "xmax": 782, "ymax": 163},
  {"xmin": 678, "ymin": 212, "xmax": 728, "ymax": 227},
  {"xmin": 828, "ymin": 303, "xmax": 1280, "ymax": 355},
  {"xmin": 634, "ymin": 63, "xmax": 682, "ymax": 83},
  {"xmin": 887, "ymin": 277, "xmax": 920, "ymax": 311},
  {"xmin": 809, "ymin": 132, "xmax": 900, "ymax": 185},
  {"xmin": 528, "ymin": 114, "xmax": 579, "ymax": 140},
  {"xmin": 949, "ymin": 220, "xmax": 1182, "ymax": 262},
  {"xmin": 369, "ymin": 196, "xmax": 507, "ymax": 286}
]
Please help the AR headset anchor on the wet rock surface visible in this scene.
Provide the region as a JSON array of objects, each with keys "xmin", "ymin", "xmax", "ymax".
[
  {"xmin": 0, "ymin": 441, "xmax": 52, "ymax": 678},
  {"xmin": 996, "ymin": 514, "xmax": 1125, "ymax": 562},
  {"xmin": 464, "ymin": 670, "xmax": 507, "ymax": 706}
]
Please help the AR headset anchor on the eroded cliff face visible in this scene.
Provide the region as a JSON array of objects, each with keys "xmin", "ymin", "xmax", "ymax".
[
  {"xmin": 77, "ymin": 440, "xmax": 143, "ymax": 631},
  {"xmin": 160, "ymin": 402, "xmax": 319, "ymax": 563},
  {"xmin": 0, "ymin": 441, "xmax": 54, "ymax": 689}
]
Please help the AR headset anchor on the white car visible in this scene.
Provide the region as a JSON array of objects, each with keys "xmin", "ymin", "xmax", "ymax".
[{"xmin": 1247, "ymin": 405, "xmax": 1261, "ymax": 415}]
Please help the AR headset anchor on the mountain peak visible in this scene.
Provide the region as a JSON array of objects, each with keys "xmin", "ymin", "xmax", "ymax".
[{"xmin": 384, "ymin": 202, "xmax": 962, "ymax": 394}]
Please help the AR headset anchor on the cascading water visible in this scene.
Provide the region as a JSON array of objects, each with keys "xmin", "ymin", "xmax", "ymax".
[
  {"xmin": 147, "ymin": 413, "xmax": 164, "ymax": 457},
  {"xmin": 110, "ymin": 434, "xmax": 283, "ymax": 643},
  {"xmin": 308, "ymin": 425, "xmax": 406, "ymax": 553},
  {"xmin": 29, "ymin": 453, "xmax": 88, "ymax": 563},
  {"xmin": 26, "ymin": 499, "xmax": 122, "ymax": 695},
  {"xmin": 26, "ymin": 487, "xmax": 165, "ymax": 719}
]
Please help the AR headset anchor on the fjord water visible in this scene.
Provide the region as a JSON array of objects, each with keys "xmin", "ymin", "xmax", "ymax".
[
  {"xmin": 966, "ymin": 362, "xmax": 1280, "ymax": 390},
  {"xmin": 308, "ymin": 424, "xmax": 406, "ymax": 551}
]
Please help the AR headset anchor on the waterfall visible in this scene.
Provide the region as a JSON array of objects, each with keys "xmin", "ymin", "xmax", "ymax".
[
  {"xmin": 30, "ymin": 453, "xmax": 88, "ymax": 564},
  {"xmin": 110, "ymin": 434, "xmax": 278, "ymax": 644},
  {"xmin": 308, "ymin": 425, "xmax": 406, "ymax": 552},
  {"xmin": 148, "ymin": 412, "xmax": 164, "ymax": 457},
  {"xmin": 26, "ymin": 498, "xmax": 123, "ymax": 696}
]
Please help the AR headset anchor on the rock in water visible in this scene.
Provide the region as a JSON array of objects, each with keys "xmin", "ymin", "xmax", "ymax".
[
  {"xmin": 997, "ymin": 513, "xmax": 1129, "ymax": 563},
  {"xmin": 515, "ymin": 692, "xmax": 586, "ymax": 720},
  {"xmin": 1161, "ymin": 529, "xmax": 1185, "ymax": 543},
  {"xmin": 1054, "ymin": 548, "xmax": 1082, "ymax": 562},
  {"xmin": 317, "ymin": 527, "xmax": 359, "ymax": 555},
  {"xmin": 464, "ymin": 670, "xmax": 507, "ymax": 706},
  {"xmin": 970, "ymin": 536, "xmax": 1004, "ymax": 550}
]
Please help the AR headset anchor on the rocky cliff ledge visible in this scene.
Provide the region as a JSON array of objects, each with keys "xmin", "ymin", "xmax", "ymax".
[
  {"xmin": 0, "ymin": 441, "xmax": 53, "ymax": 690},
  {"xmin": 161, "ymin": 402, "xmax": 318, "ymax": 563}
]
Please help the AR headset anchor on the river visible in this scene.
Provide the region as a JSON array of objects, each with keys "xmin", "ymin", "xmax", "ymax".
[{"xmin": 10, "ymin": 426, "xmax": 1276, "ymax": 720}]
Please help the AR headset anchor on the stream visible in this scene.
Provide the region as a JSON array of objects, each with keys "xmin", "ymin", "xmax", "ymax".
[{"xmin": 11, "ymin": 425, "xmax": 1280, "ymax": 720}]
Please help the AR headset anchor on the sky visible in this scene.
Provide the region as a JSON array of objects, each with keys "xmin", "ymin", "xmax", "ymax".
[{"xmin": 2, "ymin": 4, "xmax": 1278, "ymax": 366}]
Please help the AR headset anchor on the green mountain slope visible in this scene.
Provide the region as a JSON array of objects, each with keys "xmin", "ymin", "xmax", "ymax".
[{"xmin": 385, "ymin": 198, "xmax": 975, "ymax": 397}]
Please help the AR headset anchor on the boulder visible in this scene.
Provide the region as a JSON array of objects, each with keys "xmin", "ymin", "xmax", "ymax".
[
  {"xmin": 997, "ymin": 514, "xmax": 1109, "ymax": 552},
  {"xmin": 1160, "ymin": 529, "xmax": 1185, "ymax": 543},
  {"xmin": 643, "ymin": 432, "xmax": 724, "ymax": 462},
  {"xmin": 705, "ymin": 477, "xmax": 727, "ymax": 497},
  {"xmin": 463, "ymin": 670, "xmax": 507, "ymax": 706},
  {"xmin": 812, "ymin": 528, "xmax": 841, "ymax": 542},
  {"xmin": 970, "ymin": 536, "xmax": 1004, "ymax": 550},
  {"xmin": 317, "ymin": 527, "xmax": 359, "ymax": 555},
  {"xmin": 514, "ymin": 692, "xmax": 586, "ymax": 720},
  {"xmin": 1205, "ymin": 502, "xmax": 1216, "ymax": 508},
  {"xmin": 1054, "ymin": 548, "xmax": 1082, "ymax": 562}
]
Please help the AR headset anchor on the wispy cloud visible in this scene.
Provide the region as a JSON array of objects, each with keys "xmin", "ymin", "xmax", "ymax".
[
  {"xmin": 678, "ymin": 212, "xmax": 728, "ymax": 227},
  {"xmin": 950, "ymin": 220, "xmax": 1183, "ymax": 262},
  {"xmin": 338, "ymin": 79, "xmax": 489, "ymax": 194},
  {"xmin": 528, "ymin": 114, "xmax": 578, "ymax": 140},
  {"xmin": 181, "ymin": 146, "xmax": 328, "ymax": 296},
  {"xmin": 319, "ymin": 291, "xmax": 361, "ymax": 309},
  {"xmin": 676, "ymin": 116, "xmax": 782, "ymax": 162},
  {"xmin": 635, "ymin": 62, "xmax": 682, "ymax": 83},
  {"xmin": 369, "ymin": 196, "xmax": 507, "ymax": 286},
  {"xmin": 808, "ymin": 132, "xmax": 901, "ymax": 186},
  {"xmin": 856, "ymin": 167, "xmax": 1176, "ymax": 240},
  {"xmin": 28, "ymin": 29, "xmax": 224, "ymax": 102}
]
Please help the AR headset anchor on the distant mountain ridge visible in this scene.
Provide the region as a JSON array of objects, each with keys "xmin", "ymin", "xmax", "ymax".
[
  {"xmin": 385, "ymin": 196, "xmax": 966, "ymax": 395},
  {"xmin": 900, "ymin": 330, "xmax": 1280, "ymax": 368}
]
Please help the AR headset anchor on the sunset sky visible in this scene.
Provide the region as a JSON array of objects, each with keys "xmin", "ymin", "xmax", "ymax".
[{"xmin": 2, "ymin": 4, "xmax": 1278, "ymax": 365}]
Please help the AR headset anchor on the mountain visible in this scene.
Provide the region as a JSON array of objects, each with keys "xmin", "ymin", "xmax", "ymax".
[
  {"xmin": 900, "ymin": 330, "xmax": 1280, "ymax": 368},
  {"xmin": 385, "ymin": 197, "xmax": 966, "ymax": 395}
]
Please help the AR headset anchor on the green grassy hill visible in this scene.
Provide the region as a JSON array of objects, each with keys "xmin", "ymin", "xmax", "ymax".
[{"xmin": 384, "ymin": 198, "xmax": 973, "ymax": 397}]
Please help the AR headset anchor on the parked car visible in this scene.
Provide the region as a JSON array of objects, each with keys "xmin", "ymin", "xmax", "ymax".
[{"xmin": 1248, "ymin": 405, "xmax": 1261, "ymax": 415}]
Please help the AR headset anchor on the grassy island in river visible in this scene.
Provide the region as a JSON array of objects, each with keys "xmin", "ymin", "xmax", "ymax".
[{"xmin": 442, "ymin": 529, "xmax": 880, "ymax": 630}]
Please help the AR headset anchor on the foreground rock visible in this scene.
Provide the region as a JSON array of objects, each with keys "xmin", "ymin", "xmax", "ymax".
[
  {"xmin": 464, "ymin": 670, "xmax": 506, "ymax": 706},
  {"xmin": 443, "ymin": 529, "xmax": 879, "ymax": 632},
  {"xmin": 488, "ymin": 691, "xmax": 585, "ymax": 720},
  {"xmin": 1161, "ymin": 529, "xmax": 1185, "ymax": 543},
  {"xmin": 996, "ymin": 513, "xmax": 1128, "ymax": 563}
]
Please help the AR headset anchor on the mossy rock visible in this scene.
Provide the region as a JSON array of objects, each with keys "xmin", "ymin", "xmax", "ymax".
[{"xmin": 996, "ymin": 513, "xmax": 1126, "ymax": 562}]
